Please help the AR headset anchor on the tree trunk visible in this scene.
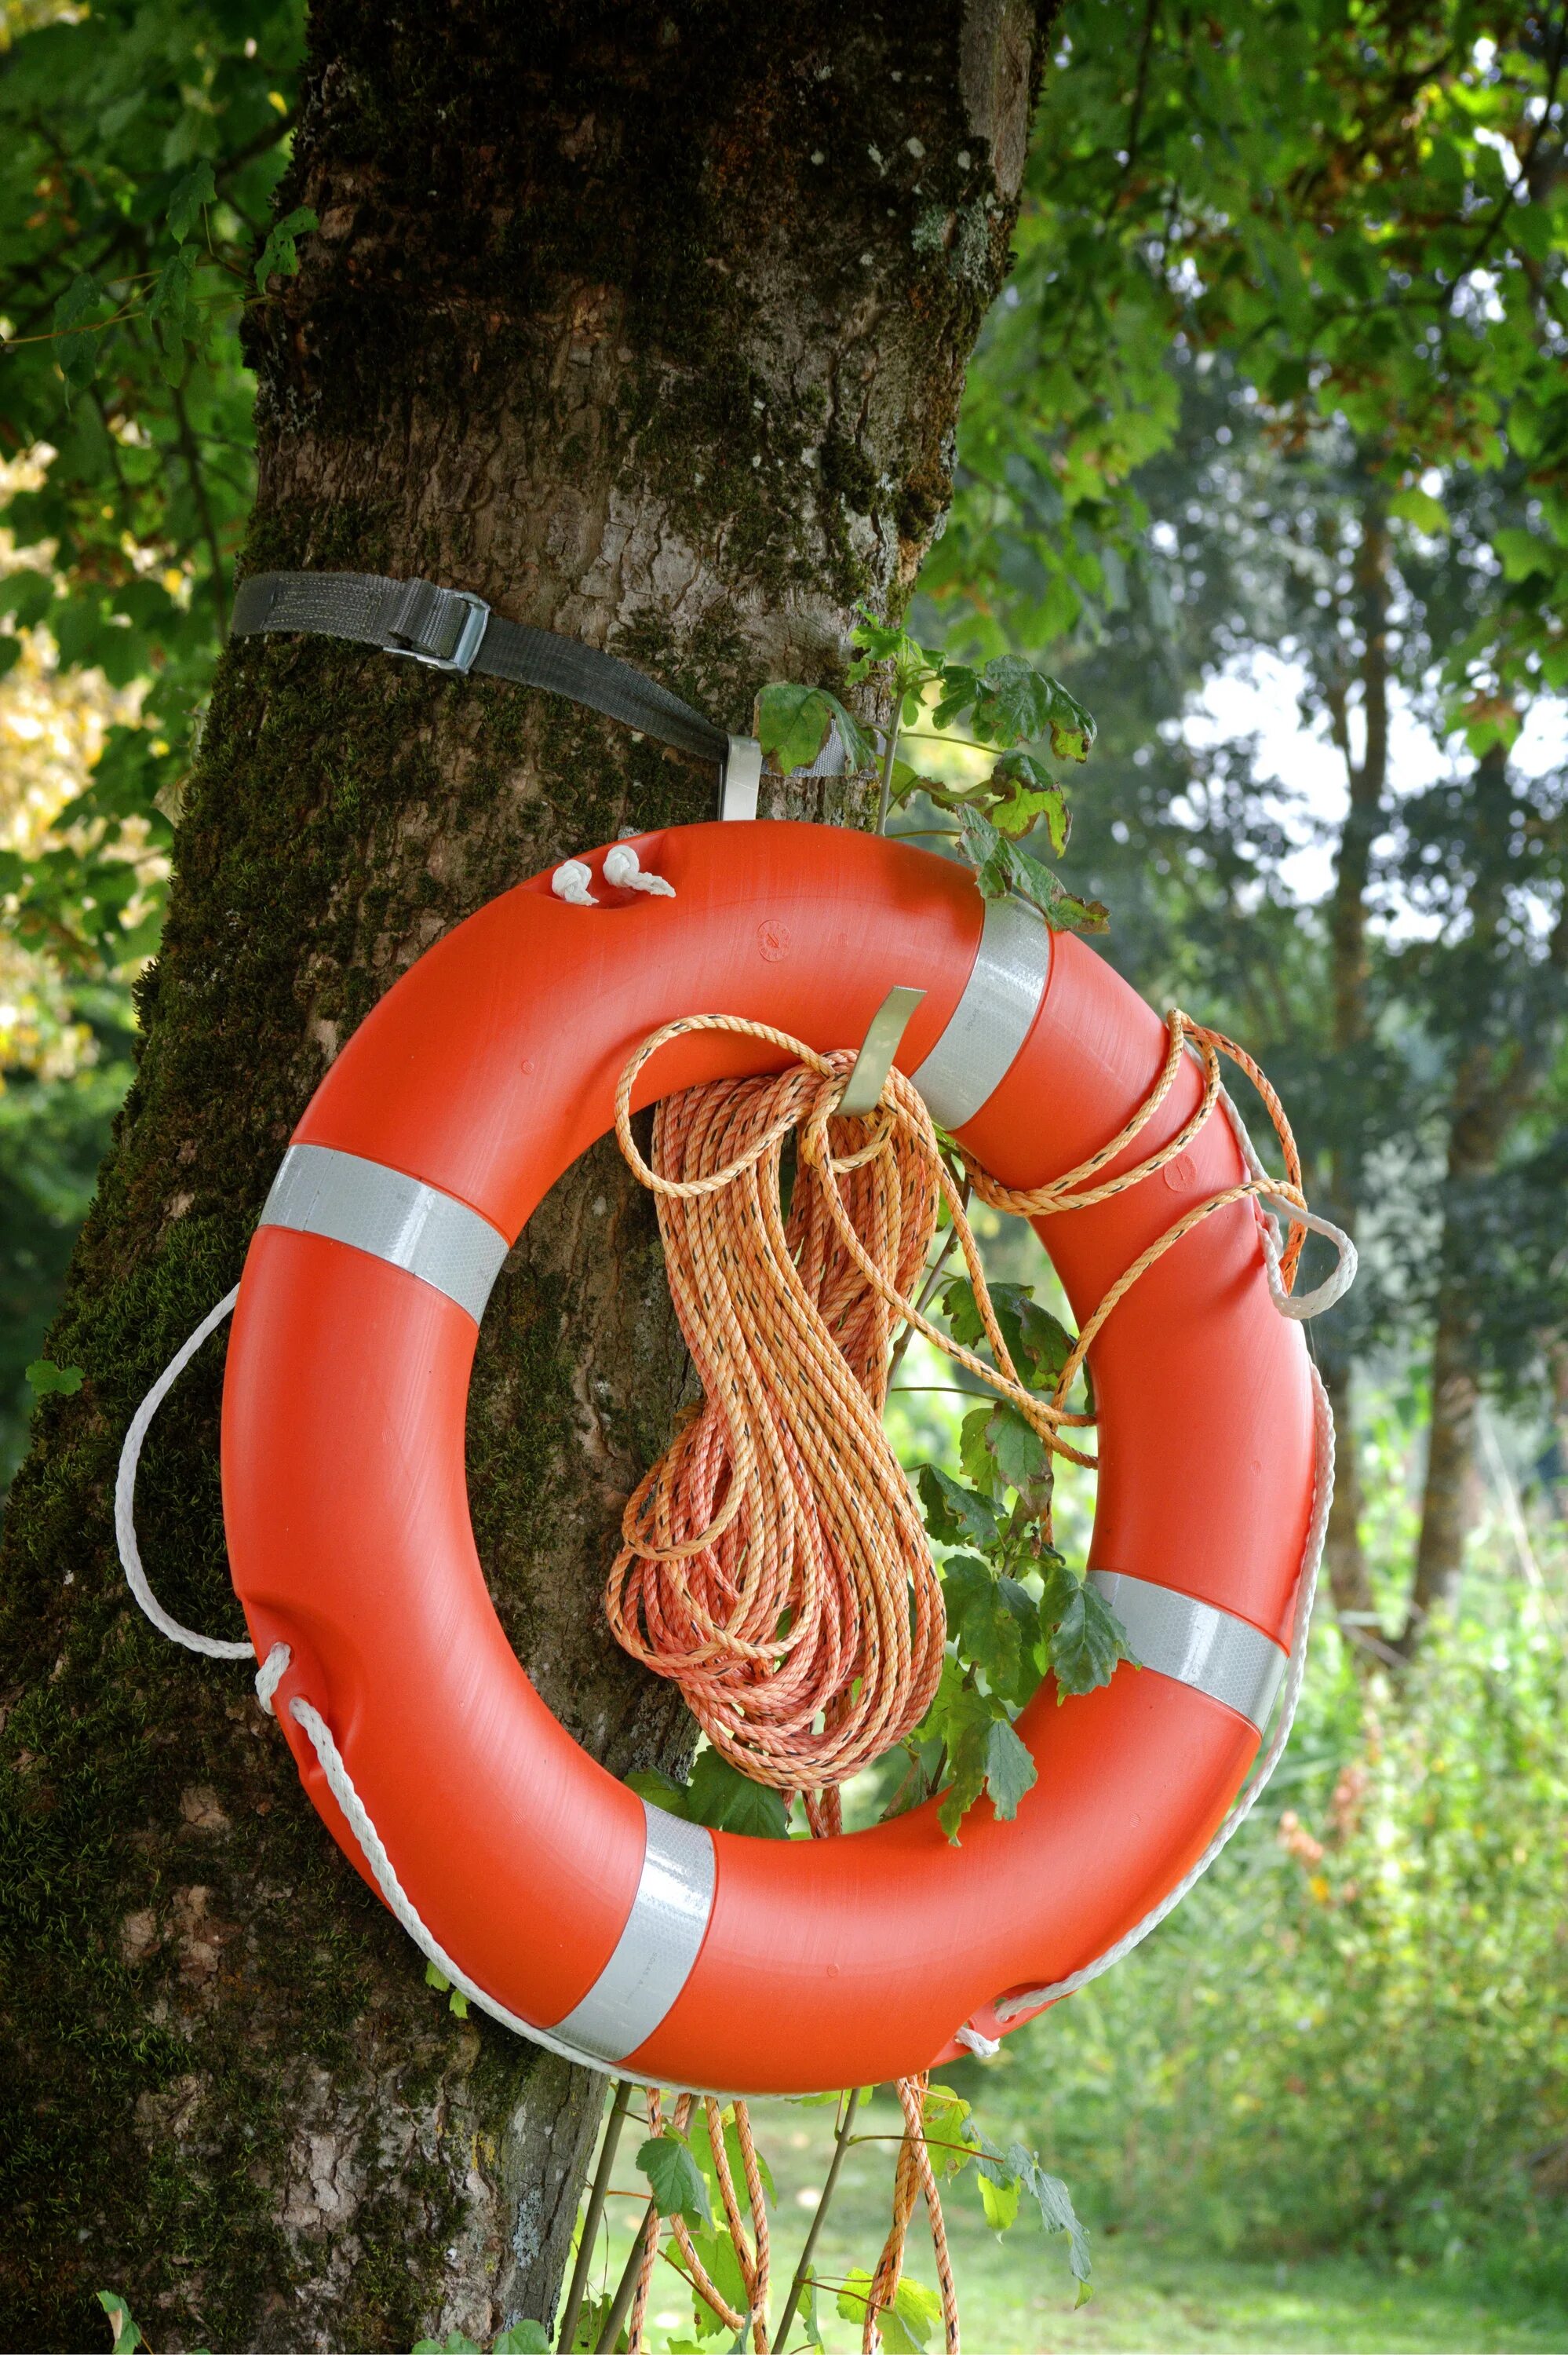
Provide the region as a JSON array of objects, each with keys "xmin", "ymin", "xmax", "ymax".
[
  {"xmin": 1398, "ymin": 747, "xmax": 1566, "ymax": 1654},
  {"xmin": 0, "ymin": 7, "xmax": 1050, "ymax": 2347},
  {"xmin": 1317, "ymin": 486, "xmax": 1388, "ymax": 1649},
  {"xmin": 1321, "ymin": 1356, "xmax": 1380, "ymax": 1637}
]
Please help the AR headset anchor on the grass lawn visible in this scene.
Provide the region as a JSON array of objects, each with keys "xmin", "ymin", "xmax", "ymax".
[{"xmin": 585, "ymin": 2094, "xmax": 1568, "ymax": 2354}]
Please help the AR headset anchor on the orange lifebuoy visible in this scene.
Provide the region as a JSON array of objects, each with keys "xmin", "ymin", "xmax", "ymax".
[{"xmin": 221, "ymin": 821, "xmax": 1322, "ymax": 2095}]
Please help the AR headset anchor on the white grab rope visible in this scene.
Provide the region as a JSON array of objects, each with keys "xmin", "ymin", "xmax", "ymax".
[
  {"xmin": 114, "ymin": 1285, "xmax": 253, "ymax": 1660},
  {"xmin": 286, "ymin": 1692, "xmax": 700, "ymax": 2083},
  {"xmin": 993, "ymin": 1356, "xmax": 1333, "ymax": 2024},
  {"xmin": 1216, "ymin": 1080, "xmax": 1358, "ymax": 1321}
]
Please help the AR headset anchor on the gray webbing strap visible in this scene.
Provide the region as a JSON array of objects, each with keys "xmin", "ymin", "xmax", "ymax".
[{"xmin": 232, "ymin": 570, "xmax": 732, "ymax": 772}]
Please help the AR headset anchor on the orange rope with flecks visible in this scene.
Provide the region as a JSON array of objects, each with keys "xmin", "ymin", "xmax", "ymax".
[
  {"xmin": 628, "ymin": 2090, "xmax": 771, "ymax": 2354},
  {"xmin": 612, "ymin": 1005, "xmax": 1311, "ymax": 2355}
]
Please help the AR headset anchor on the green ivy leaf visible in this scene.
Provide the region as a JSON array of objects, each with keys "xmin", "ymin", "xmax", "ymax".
[
  {"xmin": 97, "ymin": 2292, "xmax": 142, "ymax": 2353},
  {"xmin": 254, "ymin": 204, "xmax": 319, "ymax": 293},
  {"xmin": 986, "ymin": 1405, "xmax": 1050, "ymax": 1495},
  {"xmin": 166, "ymin": 160, "xmax": 216, "ymax": 243},
  {"xmin": 941, "ymin": 1278, "xmax": 1075, "ymax": 1392},
  {"xmin": 917, "ymin": 1463, "xmax": 1001, "ymax": 1550},
  {"xmin": 1035, "ymin": 1552, "xmax": 1078, "ymax": 1628},
  {"xmin": 972, "ymin": 2136, "xmax": 1092, "ymax": 2291},
  {"xmin": 1023, "ymin": 2156, "xmax": 1094, "ymax": 2292},
  {"xmin": 625, "ymin": 1765, "xmax": 695, "ymax": 1820},
  {"xmin": 1493, "ymin": 527, "xmax": 1555, "ymax": 583},
  {"xmin": 835, "ymin": 2269, "xmax": 942, "ymax": 2353},
  {"xmin": 943, "ymin": 1558, "xmax": 1039, "ymax": 1702},
  {"xmin": 492, "ymin": 2324, "xmax": 550, "ymax": 2355},
  {"xmin": 887, "ymin": 754, "xmax": 954, "ymax": 808},
  {"xmin": 983, "ymin": 1714, "xmax": 1037, "ymax": 1820},
  {"xmin": 967, "ymin": 655, "xmax": 1097, "ymax": 759},
  {"xmin": 978, "ymin": 2168, "xmax": 1021, "ymax": 2230},
  {"xmin": 686, "ymin": 1747, "xmax": 790, "ymax": 1838},
  {"xmin": 756, "ymin": 681, "xmax": 876, "ymax": 773},
  {"xmin": 26, "ymin": 1359, "xmax": 84, "ymax": 1397},
  {"xmin": 148, "ymin": 245, "xmax": 198, "ymax": 383},
  {"xmin": 987, "ymin": 751, "xmax": 1071, "ymax": 849},
  {"xmin": 957, "ymin": 1406, "xmax": 998, "ymax": 1498},
  {"xmin": 636, "ymin": 2130, "xmax": 713, "ymax": 2227},
  {"xmin": 410, "ymin": 2333, "xmax": 482, "ymax": 2355},
  {"xmin": 631, "ymin": 1754, "xmax": 789, "ymax": 1837},
  {"xmin": 1048, "ymin": 1582, "xmax": 1135, "ymax": 1698},
  {"xmin": 53, "ymin": 272, "xmax": 106, "ymax": 394},
  {"xmin": 568, "ymin": 2292, "xmax": 613, "ymax": 2353},
  {"xmin": 920, "ymin": 2083, "xmax": 975, "ymax": 2178},
  {"xmin": 936, "ymin": 1681, "xmax": 994, "ymax": 1842},
  {"xmin": 959, "ymin": 808, "xmax": 1109, "ymax": 935}
]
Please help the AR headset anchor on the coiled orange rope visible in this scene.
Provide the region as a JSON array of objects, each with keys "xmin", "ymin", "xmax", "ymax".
[{"xmin": 609, "ymin": 1004, "xmax": 1312, "ymax": 2355}]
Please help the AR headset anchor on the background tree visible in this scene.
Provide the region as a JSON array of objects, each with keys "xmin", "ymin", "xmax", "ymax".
[
  {"xmin": 0, "ymin": 3, "xmax": 1055, "ymax": 2346},
  {"xmin": 906, "ymin": 0, "xmax": 1568, "ymax": 1658}
]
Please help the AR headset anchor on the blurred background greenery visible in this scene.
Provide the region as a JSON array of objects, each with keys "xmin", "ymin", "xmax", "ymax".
[{"xmin": 2, "ymin": 0, "xmax": 1566, "ymax": 2346}]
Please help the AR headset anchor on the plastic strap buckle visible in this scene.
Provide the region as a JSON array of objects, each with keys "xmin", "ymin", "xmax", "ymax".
[{"xmin": 381, "ymin": 580, "xmax": 490, "ymax": 674}]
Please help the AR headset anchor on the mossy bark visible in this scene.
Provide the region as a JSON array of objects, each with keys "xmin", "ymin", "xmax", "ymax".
[{"xmin": 0, "ymin": 4, "xmax": 1051, "ymax": 2346}]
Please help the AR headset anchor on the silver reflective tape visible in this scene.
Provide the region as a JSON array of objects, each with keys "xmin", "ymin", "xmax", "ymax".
[
  {"xmin": 552, "ymin": 1801, "xmax": 716, "ymax": 2065},
  {"xmin": 259, "ymin": 1142, "xmax": 509, "ymax": 1324},
  {"xmin": 1089, "ymin": 1571, "xmax": 1286, "ymax": 1733},
  {"xmin": 910, "ymin": 894, "xmax": 1051, "ymax": 1130}
]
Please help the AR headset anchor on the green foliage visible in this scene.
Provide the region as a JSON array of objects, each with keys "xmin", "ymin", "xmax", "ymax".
[
  {"xmin": 24, "ymin": 1357, "xmax": 82, "ymax": 1397},
  {"xmin": 835, "ymin": 2268, "xmax": 943, "ymax": 2353},
  {"xmin": 986, "ymin": 1586, "xmax": 1568, "ymax": 2288},
  {"xmin": 932, "ymin": 0, "xmax": 1568, "ymax": 717},
  {"xmin": 1, "ymin": 1050, "xmax": 130, "ymax": 1481},
  {"xmin": 758, "ymin": 609, "xmax": 1102, "ymax": 927},
  {"xmin": 627, "ymin": 1747, "xmax": 790, "ymax": 1838},
  {"xmin": 755, "ymin": 681, "xmax": 875, "ymax": 776},
  {"xmin": 97, "ymin": 2292, "xmax": 144, "ymax": 2353},
  {"xmin": 636, "ymin": 2130, "xmax": 713, "ymax": 2229},
  {"xmin": 957, "ymin": 808, "xmax": 1108, "ymax": 932},
  {"xmin": 901, "ymin": 1259, "xmax": 1135, "ymax": 1838},
  {"xmin": 423, "ymin": 1959, "xmax": 469, "ymax": 2020},
  {"xmin": 0, "ymin": 0, "xmax": 306, "ymax": 969}
]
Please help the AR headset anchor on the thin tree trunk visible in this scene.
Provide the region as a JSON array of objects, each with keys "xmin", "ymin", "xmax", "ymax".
[
  {"xmin": 1317, "ymin": 484, "xmax": 1388, "ymax": 1648},
  {"xmin": 1405, "ymin": 1304, "xmax": 1483, "ymax": 1639},
  {"xmin": 1322, "ymin": 1356, "xmax": 1378, "ymax": 1631},
  {"xmin": 1398, "ymin": 748, "xmax": 1566, "ymax": 1654},
  {"xmin": 0, "ymin": 7, "xmax": 1052, "ymax": 2348}
]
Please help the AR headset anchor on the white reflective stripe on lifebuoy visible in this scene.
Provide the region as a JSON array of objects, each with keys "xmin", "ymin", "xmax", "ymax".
[
  {"xmin": 909, "ymin": 894, "xmax": 1052, "ymax": 1130},
  {"xmin": 1088, "ymin": 1572, "xmax": 1286, "ymax": 1733},
  {"xmin": 258, "ymin": 1142, "xmax": 509, "ymax": 1324},
  {"xmin": 551, "ymin": 1799, "xmax": 717, "ymax": 2065}
]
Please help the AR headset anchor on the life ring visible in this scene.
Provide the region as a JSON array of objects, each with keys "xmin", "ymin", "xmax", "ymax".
[{"xmin": 221, "ymin": 820, "xmax": 1321, "ymax": 2096}]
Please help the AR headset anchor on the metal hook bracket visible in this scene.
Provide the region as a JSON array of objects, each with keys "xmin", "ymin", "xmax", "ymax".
[
  {"xmin": 839, "ymin": 985, "xmax": 926, "ymax": 1118},
  {"xmin": 720, "ymin": 735, "xmax": 762, "ymax": 822}
]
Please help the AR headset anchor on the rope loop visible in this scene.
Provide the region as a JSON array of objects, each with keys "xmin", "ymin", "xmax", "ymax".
[{"xmin": 608, "ymin": 1004, "xmax": 1344, "ymax": 1802}]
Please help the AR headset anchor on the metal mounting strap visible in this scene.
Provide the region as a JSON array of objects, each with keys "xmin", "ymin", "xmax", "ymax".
[{"xmin": 839, "ymin": 986, "xmax": 927, "ymax": 1117}]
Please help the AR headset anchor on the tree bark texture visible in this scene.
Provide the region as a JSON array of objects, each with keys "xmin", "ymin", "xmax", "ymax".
[{"xmin": 0, "ymin": 5, "xmax": 1051, "ymax": 2346}]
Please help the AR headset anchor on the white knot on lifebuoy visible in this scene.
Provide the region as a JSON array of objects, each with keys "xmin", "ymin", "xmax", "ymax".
[
  {"xmin": 551, "ymin": 857, "xmax": 597, "ymax": 907},
  {"xmin": 603, "ymin": 842, "xmax": 676, "ymax": 897}
]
